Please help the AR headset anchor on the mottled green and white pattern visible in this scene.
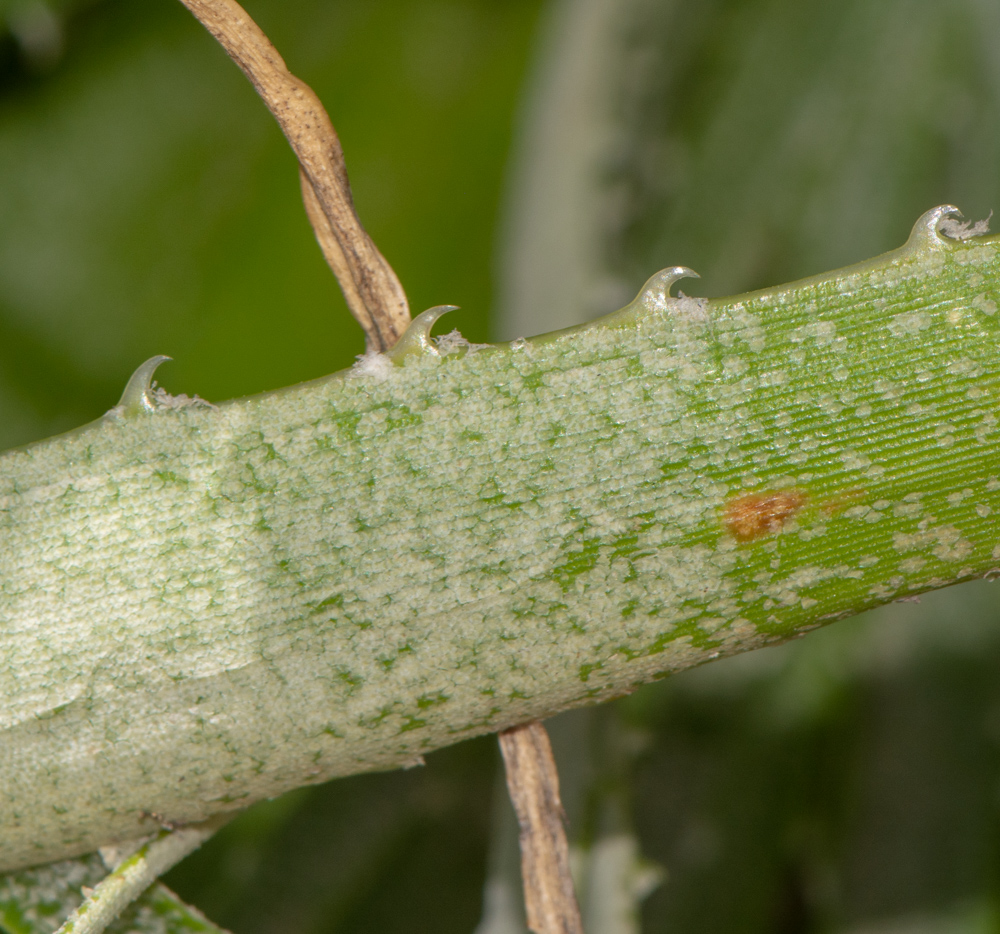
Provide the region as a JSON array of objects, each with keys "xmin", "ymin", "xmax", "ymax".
[
  {"xmin": 3, "ymin": 207, "xmax": 1000, "ymax": 871},
  {"xmin": 0, "ymin": 853, "xmax": 225, "ymax": 934}
]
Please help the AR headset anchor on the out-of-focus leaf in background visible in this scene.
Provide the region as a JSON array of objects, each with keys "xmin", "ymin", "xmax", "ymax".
[
  {"xmin": 7, "ymin": 1, "xmax": 1000, "ymax": 933},
  {"xmin": 498, "ymin": 2, "xmax": 1000, "ymax": 933},
  {"xmin": 0, "ymin": 2, "xmax": 541, "ymax": 933},
  {"xmin": 0, "ymin": 0, "xmax": 539, "ymax": 450}
]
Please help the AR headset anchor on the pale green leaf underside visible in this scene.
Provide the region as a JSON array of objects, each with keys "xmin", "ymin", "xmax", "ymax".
[
  {"xmin": 3, "ymin": 206, "xmax": 1000, "ymax": 871},
  {"xmin": 0, "ymin": 854, "xmax": 226, "ymax": 934}
]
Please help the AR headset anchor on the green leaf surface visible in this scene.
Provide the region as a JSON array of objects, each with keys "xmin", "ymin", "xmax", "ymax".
[
  {"xmin": 0, "ymin": 853, "xmax": 227, "ymax": 934},
  {"xmin": 4, "ymin": 205, "xmax": 1000, "ymax": 876},
  {"xmin": 5, "ymin": 0, "xmax": 1000, "ymax": 932},
  {"xmin": 496, "ymin": 0, "xmax": 1000, "ymax": 931},
  {"xmin": 0, "ymin": 1, "xmax": 539, "ymax": 931}
]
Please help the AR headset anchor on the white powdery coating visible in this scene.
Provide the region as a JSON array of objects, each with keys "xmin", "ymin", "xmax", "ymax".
[
  {"xmin": 2, "ymin": 212, "xmax": 1000, "ymax": 871},
  {"xmin": 350, "ymin": 351, "xmax": 394, "ymax": 381},
  {"xmin": 939, "ymin": 213, "xmax": 992, "ymax": 241},
  {"xmin": 0, "ymin": 305, "xmax": 757, "ymax": 869},
  {"xmin": 434, "ymin": 329, "xmax": 490, "ymax": 355},
  {"xmin": 888, "ymin": 311, "xmax": 933, "ymax": 337},
  {"xmin": 973, "ymin": 293, "xmax": 997, "ymax": 316},
  {"xmin": 669, "ymin": 292, "xmax": 710, "ymax": 321},
  {"xmin": 149, "ymin": 386, "xmax": 216, "ymax": 412},
  {"xmin": 0, "ymin": 853, "xmax": 106, "ymax": 930}
]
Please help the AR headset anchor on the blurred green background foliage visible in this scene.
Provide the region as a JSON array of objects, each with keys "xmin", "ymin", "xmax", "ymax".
[
  {"xmin": 0, "ymin": 0, "xmax": 539, "ymax": 449},
  {"xmin": 4, "ymin": 1, "xmax": 1000, "ymax": 933}
]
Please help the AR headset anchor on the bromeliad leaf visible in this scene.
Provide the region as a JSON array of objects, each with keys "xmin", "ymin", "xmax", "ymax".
[
  {"xmin": 3, "ymin": 206, "xmax": 1000, "ymax": 872},
  {"xmin": 0, "ymin": 855, "xmax": 228, "ymax": 934}
]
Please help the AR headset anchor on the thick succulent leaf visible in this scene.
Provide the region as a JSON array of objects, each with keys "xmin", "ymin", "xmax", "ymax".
[
  {"xmin": 0, "ymin": 1, "xmax": 539, "ymax": 932},
  {"xmin": 497, "ymin": 0, "xmax": 1000, "ymax": 931},
  {"xmin": 5, "ymin": 1, "xmax": 1000, "ymax": 933}
]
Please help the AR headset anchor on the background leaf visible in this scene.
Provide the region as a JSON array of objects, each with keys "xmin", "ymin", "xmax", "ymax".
[
  {"xmin": 497, "ymin": 1, "xmax": 1000, "ymax": 933},
  {"xmin": 6, "ymin": 1, "xmax": 1000, "ymax": 933},
  {"xmin": 0, "ymin": 1, "xmax": 540, "ymax": 933}
]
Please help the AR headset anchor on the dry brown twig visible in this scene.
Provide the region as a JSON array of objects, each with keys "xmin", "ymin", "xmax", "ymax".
[
  {"xmin": 499, "ymin": 722, "xmax": 585, "ymax": 934},
  {"xmin": 178, "ymin": 3, "xmax": 584, "ymax": 933},
  {"xmin": 179, "ymin": 0, "xmax": 410, "ymax": 351}
]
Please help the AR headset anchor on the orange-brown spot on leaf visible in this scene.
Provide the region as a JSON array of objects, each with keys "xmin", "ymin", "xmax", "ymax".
[{"xmin": 722, "ymin": 490, "xmax": 807, "ymax": 542}]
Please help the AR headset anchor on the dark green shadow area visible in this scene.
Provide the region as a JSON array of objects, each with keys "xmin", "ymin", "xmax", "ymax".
[
  {"xmin": 165, "ymin": 737, "xmax": 498, "ymax": 934},
  {"xmin": 0, "ymin": 0, "xmax": 542, "ymax": 449}
]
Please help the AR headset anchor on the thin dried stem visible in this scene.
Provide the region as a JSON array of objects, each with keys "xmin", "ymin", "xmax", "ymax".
[
  {"xmin": 498, "ymin": 721, "xmax": 585, "ymax": 934},
  {"xmin": 178, "ymin": 0, "xmax": 410, "ymax": 351},
  {"xmin": 175, "ymin": 9, "xmax": 578, "ymax": 934}
]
